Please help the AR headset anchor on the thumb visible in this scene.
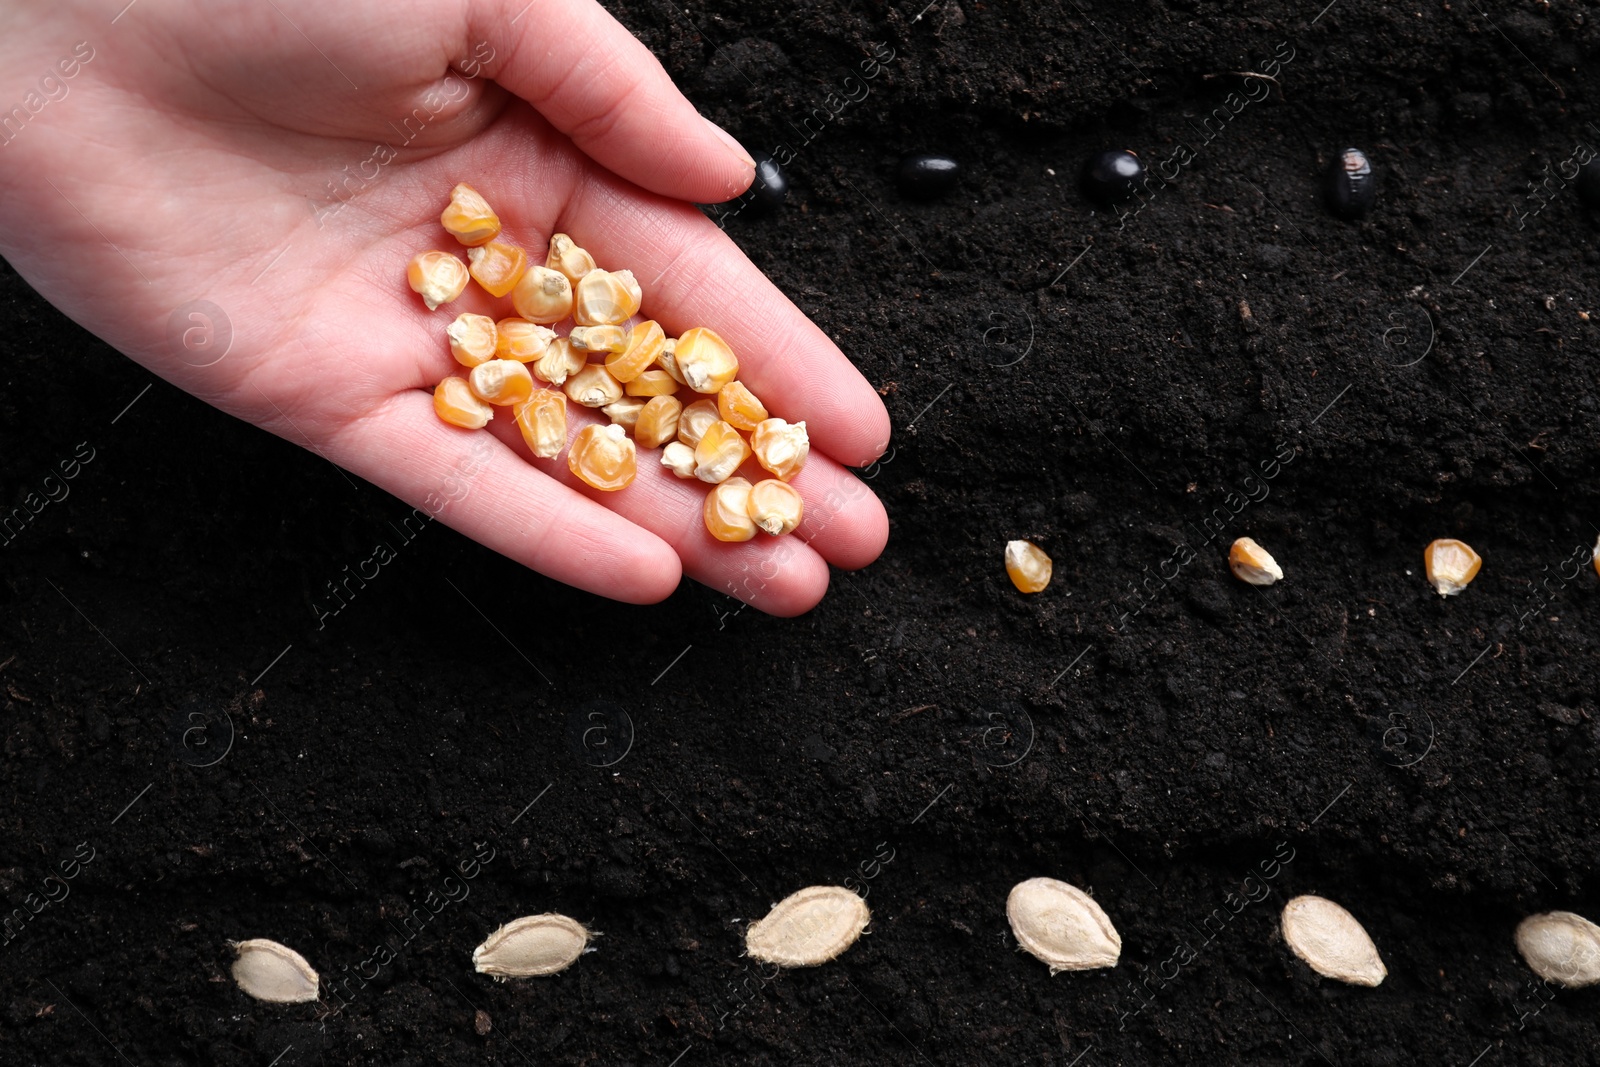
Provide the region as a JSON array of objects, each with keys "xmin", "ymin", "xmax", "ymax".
[{"xmin": 471, "ymin": 0, "xmax": 756, "ymax": 204}]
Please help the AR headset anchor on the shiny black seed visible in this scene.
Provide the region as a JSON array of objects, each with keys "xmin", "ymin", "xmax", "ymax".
[
  {"xmin": 1578, "ymin": 158, "xmax": 1600, "ymax": 208},
  {"xmin": 1325, "ymin": 147, "xmax": 1376, "ymax": 220},
  {"xmin": 897, "ymin": 152, "xmax": 960, "ymax": 201},
  {"xmin": 1081, "ymin": 149, "xmax": 1145, "ymax": 205},
  {"xmin": 735, "ymin": 151, "xmax": 788, "ymax": 217}
]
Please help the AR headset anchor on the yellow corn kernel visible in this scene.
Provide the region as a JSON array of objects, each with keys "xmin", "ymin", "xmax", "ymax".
[
  {"xmin": 604, "ymin": 397, "xmax": 647, "ymax": 430},
  {"xmin": 568, "ymin": 423, "xmax": 636, "ymax": 491},
  {"xmin": 705, "ymin": 478, "xmax": 757, "ymax": 542},
  {"xmin": 440, "ymin": 183, "xmax": 501, "ymax": 246},
  {"xmin": 747, "ymin": 479, "xmax": 803, "ymax": 536},
  {"xmin": 677, "ymin": 399, "xmax": 721, "ymax": 447},
  {"xmin": 511, "ymin": 265, "xmax": 574, "ymax": 324},
  {"xmin": 495, "ymin": 318, "xmax": 556, "ymax": 362},
  {"xmin": 658, "ymin": 338, "xmax": 687, "ymax": 385},
  {"xmin": 1424, "ymin": 538, "xmax": 1481, "ymax": 596},
  {"xmin": 469, "ymin": 359, "xmax": 535, "ymax": 407},
  {"xmin": 625, "ymin": 369, "xmax": 680, "ymax": 397},
  {"xmin": 466, "ymin": 240, "xmax": 528, "ymax": 298},
  {"xmin": 749, "ymin": 418, "xmax": 809, "ymax": 481},
  {"xmin": 531, "ymin": 337, "xmax": 583, "ymax": 386},
  {"xmin": 546, "ymin": 232, "xmax": 596, "ymax": 284},
  {"xmin": 570, "ymin": 324, "xmax": 628, "ymax": 355},
  {"xmin": 446, "ymin": 313, "xmax": 498, "ymax": 367},
  {"xmin": 572, "ymin": 269, "xmax": 642, "ymax": 326},
  {"xmin": 434, "ymin": 376, "xmax": 493, "ymax": 429},
  {"xmin": 635, "ymin": 395, "xmax": 682, "ymax": 448},
  {"xmin": 607, "ymin": 320, "xmax": 665, "ymax": 383},
  {"xmin": 661, "ymin": 441, "xmax": 697, "ymax": 478},
  {"xmin": 717, "ymin": 380, "xmax": 769, "ymax": 432},
  {"xmin": 1229, "ymin": 537, "xmax": 1283, "ymax": 586},
  {"xmin": 515, "ymin": 389, "xmax": 567, "ymax": 459},
  {"xmin": 407, "ymin": 250, "xmax": 470, "ymax": 310},
  {"xmin": 564, "ymin": 363, "xmax": 625, "ymax": 408},
  {"xmin": 694, "ymin": 420, "xmax": 751, "ymax": 484},
  {"xmin": 674, "ymin": 327, "xmax": 739, "ymax": 393},
  {"xmin": 1005, "ymin": 540, "xmax": 1052, "ymax": 594}
]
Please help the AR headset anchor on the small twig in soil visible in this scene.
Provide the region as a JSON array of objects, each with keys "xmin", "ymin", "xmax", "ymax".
[
  {"xmin": 1201, "ymin": 70, "xmax": 1285, "ymax": 99},
  {"xmin": 893, "ymin": 704, "xmax": 938, "ymax": 722}
]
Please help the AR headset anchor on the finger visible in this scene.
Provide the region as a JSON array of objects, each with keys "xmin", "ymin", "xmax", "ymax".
[
  {"xmin": 326, "ymin": 390, "xmax": 683, "ymax": 604},
  {"xmin": 561, "ymin": 175, "xmax": 894, "ymax": 468},
  {"xmin": 483, "ymin": 407, "xmax": 834, "ymax": 615},
  {"xmin": 469, "ymin": 0, "xmax": 756, "ymax": 205},
  {"xmin": 783, "ymin": 455, "xmax": 890, "ymax": 572}
]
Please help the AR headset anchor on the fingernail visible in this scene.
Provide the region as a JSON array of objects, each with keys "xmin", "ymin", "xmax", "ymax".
[{"xmin": 703, "ymin": 116, "xmax": 756, "ymax": 169}]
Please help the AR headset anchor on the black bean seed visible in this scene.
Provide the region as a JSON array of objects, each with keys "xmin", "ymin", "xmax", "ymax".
[
  {"xmin": 897, "ymin": 152, "xmax": 960, "ymax": 201},
  {"xmin": 1577, "ymin": 158, "xmax": 1600, "ymax": 208},
  {"xmin": 1325, "ymin": 147, "xmax": 1376, "ymax": 220},
  {"xmin": 1080, "ymin": 149, "xmax": 1145, "ymax": 205},
  {"xmin": 735, "ymin": 151, "xmax": 787, "ymax": 217}
]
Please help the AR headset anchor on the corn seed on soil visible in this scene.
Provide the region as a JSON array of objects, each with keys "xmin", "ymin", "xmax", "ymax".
[{"xmin": 3, "ymin": 1, "xmax": 1600, "ymax": 1064}]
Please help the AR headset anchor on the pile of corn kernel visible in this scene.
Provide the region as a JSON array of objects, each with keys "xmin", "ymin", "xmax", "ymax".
[{"xmin": 409, "ymin": 183, "xmax": 809, "ymax": 542}]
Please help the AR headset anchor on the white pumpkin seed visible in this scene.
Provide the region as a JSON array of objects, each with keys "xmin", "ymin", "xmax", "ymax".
[
  {"xmin": 1280, "ymin": 895, "xmax": 1386, "ymax": 986},
  {"xmin": 746, "ymin": 885, "xmax": 870, "ymax": 968},
  {"xmin": 473, "ymin": 914, "xmax": 592, "ymax": 978},
  {"xmin": 229, "ymin": 938, "xmax": 320, "ymax": 1004},
  {"xmin": 1515, "ymin": 911, "xmax": 1600, "ymax": 988},
  {"xmin": 1006, "ymin": 877, "xmax": 1121, "ymax": 974}
]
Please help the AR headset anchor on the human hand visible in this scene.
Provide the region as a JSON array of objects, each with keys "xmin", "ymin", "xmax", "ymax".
[{"xmin": 0, "ymin": 0, "xmax": 891, "ymax": 615}]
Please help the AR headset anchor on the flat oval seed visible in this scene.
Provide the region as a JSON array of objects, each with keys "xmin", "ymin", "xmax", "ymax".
[
  {"xmin": 473, "ymin": 914, "xmax": 592, "ymax": 979},
  {"xmin": 230, "ymin": 938, "xmax": 320, "ymax": 1003},
  {"xmin": 1006, "ymin": 877, "xmax": 1121, "ymax": 974},
  {"xmin": 1281, "ymin": 895, "xmax": 1386, "ymax": 986},
  {"xmin": 1516, "ymin": 911, "xmax": 1600, "ymax": 988},
  {"xmin": 746, "ymin": 885, "xmax": 870, "ymax": 968}
]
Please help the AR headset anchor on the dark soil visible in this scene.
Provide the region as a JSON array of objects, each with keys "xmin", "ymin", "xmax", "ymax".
[{"xmin": 4, "ymin": 1, "xmax": 1599, "ymax": 1064}]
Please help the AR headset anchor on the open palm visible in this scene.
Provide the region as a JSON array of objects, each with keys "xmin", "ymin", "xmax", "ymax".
[{"xmin": 0, "ymin": 0, "xmax": 891, "ymax": 614}]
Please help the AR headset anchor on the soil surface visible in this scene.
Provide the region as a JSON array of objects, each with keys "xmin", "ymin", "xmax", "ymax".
[{"xmin": 4, "ymin": 1, "xmax": 1599, "ymax": 1064}]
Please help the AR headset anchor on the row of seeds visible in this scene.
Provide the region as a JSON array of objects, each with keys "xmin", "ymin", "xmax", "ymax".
[
  {"xmin": 230, "ymin": 882, "xmax": 1600, "ymax": 1003},
  {"xmin": 410, "ymin": 184, "xmax": 809, "ymax": 541},
  {"xmin": 1004, "ymin": 534, "xmax": 1583, "ymax": 596}
]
